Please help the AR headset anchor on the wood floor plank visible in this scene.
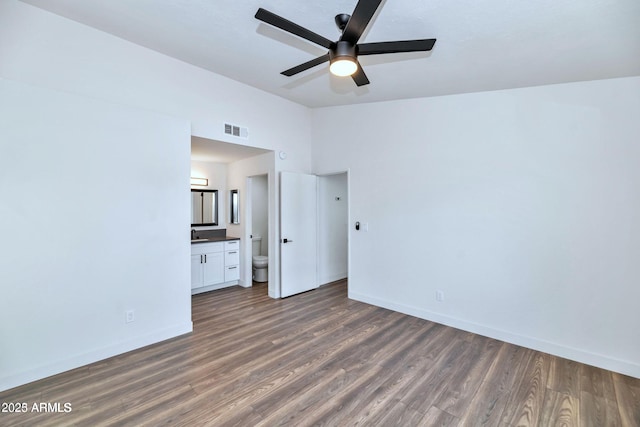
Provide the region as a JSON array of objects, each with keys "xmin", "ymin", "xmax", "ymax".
[
  {"xmin": 612, "ymin": 372, "xmax": 640, "ymax": 427},
  {"xmin": 401, "ymin": 338, "xmax": 472, "ymax": 414},
  {"xmin": 293, "ymin": 336, "xmax": 436, "ymax": 425},
  {"xmin": 458, "ymin": 343, "xmax": 530, "ymax": 426},
  {"xmin": 539, "ymin": 388, "xmax": 580, "ymax": 427},
  {"xmin": 548, "ymin": 355, "xmax": 582, "ymax": 398},
  {"xmin": 498, "ymin": 350, "xmax": 550, "ymax": 426},
  {"xmin": 236, "ymin": 312, "xmax": 414, "ymax": 425},
  {"xmin": 325, "ymin": 325, "xmax": 464, "ymax": 425},
  {"xmin": 580, "ymin": 390, "xmax": 622, "ymax": 427},
  {"xmin": 581, "ymin": 363, "xmax": 616, "ymax": 399},
  {"xmin": 261, "ymin": 317, "xmax": 454, "ymax": 425},
  {"xmin": 369, "ymin": 400, "xmax": 457, "ymax": 427},
  {"xmin": 1, "ymin": 280, "xmax": 639, "ymax": 426},
  {"xmin": 418, "ymin": 406, "xmax": 460, "ymax": 426},
  {"xmin": 431, "ymin": 334, "xmax": 502, "ymax": 418},
  {"xmin": 331, "ymin": 334, "xmax": 466, "ymax": 425}
]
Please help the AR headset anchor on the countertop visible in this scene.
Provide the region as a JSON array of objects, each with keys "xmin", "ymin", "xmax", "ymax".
[{"xmin": 191, "ymin": 236, "xmax": 240, "ymax": 244}]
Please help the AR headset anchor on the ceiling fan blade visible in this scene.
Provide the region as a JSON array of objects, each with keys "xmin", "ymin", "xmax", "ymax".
[
  {"xmin": 340, "ymin": 0, "xmax": 383, "ymax": 44},
  {"xmin": 351, "ymin": 62, "xmax": 370, "ymax": 87},
  {"xmin": 358, "ymin": 39, "xmax": 437, "ymax": 55},
  {"xmin": 281, "ymin": 53, "xmax": 330, "ymax": 76},
  {"xmin": 255, "ymin": 8, "xmax": 334, "ymax": 49}
]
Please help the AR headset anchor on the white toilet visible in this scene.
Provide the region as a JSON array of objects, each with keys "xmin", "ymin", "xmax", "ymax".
[{"xmin": 252, "ymin": 235, "xmax": 268, "ymax": 283}]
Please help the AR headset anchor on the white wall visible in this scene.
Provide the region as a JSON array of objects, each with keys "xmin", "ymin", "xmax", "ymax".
[
  {"xmin": 0, "ymin": 0, "xmax": 312, "ymax": 172},
  {"xmin": 0, "ymin": 0, "xmax": 313, "ymax": 390},
  {"xmin": 312, "ymin": 76, "xmax": 640, "ymax": 378},
  {"xmin": 318, "ymin": 173, "xmax": 349, "ymax": 284},
  {"xmin": 0, "ymin": 78, "xmax": 192, "ymax": 391},
  {"xmin": 190, "ymin": 160, "xmax": 227, "ymax": 230},
  {"xmin": 251, "ymin": 175, "xmax": 269, "ymax": 257}
]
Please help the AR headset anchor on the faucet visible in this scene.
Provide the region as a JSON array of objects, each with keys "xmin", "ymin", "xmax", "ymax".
[{"xmin": 191, "ymin": 229, "xmax": 197, "ymax": 240}]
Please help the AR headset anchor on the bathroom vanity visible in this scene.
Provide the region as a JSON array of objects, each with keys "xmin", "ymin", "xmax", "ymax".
[{"xmin": 191, "ymin": 238, "xmax": 240, "ymax": 294}]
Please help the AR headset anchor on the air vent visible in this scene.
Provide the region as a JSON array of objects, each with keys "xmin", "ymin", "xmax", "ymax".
[{"xmin": 224, "ymin": 122, "xmax": 248, "ymax": 139}]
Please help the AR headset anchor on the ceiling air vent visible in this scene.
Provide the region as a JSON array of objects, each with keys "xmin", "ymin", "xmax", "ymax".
[{"xmin": 224, "ymin": 123, "xmax": 248, "ymax": 139}]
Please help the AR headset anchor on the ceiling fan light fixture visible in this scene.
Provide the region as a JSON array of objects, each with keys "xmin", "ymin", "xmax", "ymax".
[
  {"xmin": 330, "ymin": 57, "xmax": 357, "ymax": 76},
  {"xmin": 329, "ymin": 40, "xmax": 357, "ymax": 77}
]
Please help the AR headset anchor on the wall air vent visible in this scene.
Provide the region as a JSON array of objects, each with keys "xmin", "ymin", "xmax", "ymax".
[{"xmin": 224, "ymin": 123, "xmax": 249, "ymax": 139}]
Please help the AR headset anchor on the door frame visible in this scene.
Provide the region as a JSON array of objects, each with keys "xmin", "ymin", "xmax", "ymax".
[{"xmin": 245, "ymin": 172, "xmax": 280, "ymax": 298}]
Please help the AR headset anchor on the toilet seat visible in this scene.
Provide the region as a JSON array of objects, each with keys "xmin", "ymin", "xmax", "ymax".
[{"xmin": 252, "ymin": 255, "xmax": 268, "ymax": 268}]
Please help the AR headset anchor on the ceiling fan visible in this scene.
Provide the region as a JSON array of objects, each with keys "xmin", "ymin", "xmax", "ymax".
[{"xmin": 255, "ymin": 0, "xmax": 436, "ymax": 87}]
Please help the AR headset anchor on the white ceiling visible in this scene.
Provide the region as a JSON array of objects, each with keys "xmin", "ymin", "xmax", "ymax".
[{"xmin": 20, "ymin": 0, "xmax": 640, "ymax": 108}]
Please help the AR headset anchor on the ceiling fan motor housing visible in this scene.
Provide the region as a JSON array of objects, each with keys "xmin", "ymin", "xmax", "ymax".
[{"xmin": 330, "ymin": 40, "xmax": 357, "ymax": 61}]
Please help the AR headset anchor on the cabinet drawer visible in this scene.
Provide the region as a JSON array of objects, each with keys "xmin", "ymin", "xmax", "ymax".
[
  {"xmin": 224, "ymin": 240, "xmax": 239, "ymax": 251},
  {"xmin": 225, "ymin": 265, "xmax": 239, "ymax": 282},
  {"xmin": 191, "ymin": 241, "xmax": 223, "ymax": 255},
  {"xmin": 225, "ymin": 250, "xmax": 239, "ymax": 266}
]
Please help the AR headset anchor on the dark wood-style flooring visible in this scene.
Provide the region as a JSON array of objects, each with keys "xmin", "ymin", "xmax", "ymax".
[{"xmin": 1, "ymin": 280, "xmax": 639, "ymax": 426}]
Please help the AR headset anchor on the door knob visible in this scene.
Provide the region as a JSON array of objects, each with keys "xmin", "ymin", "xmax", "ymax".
[{"xmin": 282, "ymin": 238, "xmax": 293, "ymax": 243}]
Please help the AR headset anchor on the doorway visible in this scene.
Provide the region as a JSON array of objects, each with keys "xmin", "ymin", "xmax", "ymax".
[
  {"xmin": 276, "ymin": 171, "xmax": 350, "ymax": 298},
  {"xmin": 248, "ymin": 174, "xmax": 270, "ymax": 293},
  {"xmin": 318, "ymin": 171, "xmax": 349, "ymax": 286}
]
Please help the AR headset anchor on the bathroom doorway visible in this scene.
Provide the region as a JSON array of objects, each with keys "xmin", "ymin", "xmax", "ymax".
[
  {"xmin": 248, "ymin": 174, "xmax": 269, "ymax": 292},
  {"xmin": 317, "ymin": 171, "xmax": 349, "ymax": 286}
]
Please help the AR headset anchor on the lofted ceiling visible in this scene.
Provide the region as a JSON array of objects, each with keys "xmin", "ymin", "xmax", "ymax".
[{"xmin": 19, "ymin": 0, "xmax": 640, "ymax": 108}]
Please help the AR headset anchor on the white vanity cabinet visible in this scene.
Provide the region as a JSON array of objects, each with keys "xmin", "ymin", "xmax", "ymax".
[{"xmin": 191, "ymin": 239, "xmax": 240, "ymax": 294}]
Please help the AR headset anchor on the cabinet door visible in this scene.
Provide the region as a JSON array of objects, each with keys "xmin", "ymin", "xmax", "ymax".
[
  {"xmin": 191, "ymin": 254, "xmax": 204, "ymax": 289},
  {"xmin": 203, "ymin": 251, "xmax": 224, "ymax": 286}
]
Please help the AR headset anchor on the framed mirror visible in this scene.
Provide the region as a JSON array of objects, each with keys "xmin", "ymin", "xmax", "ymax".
[
  {"xmin": 191, "ymin": 189, "xmax": 218, "ymax": 226},
  {"xmin": 230, "ymin": 189, "xmax": 239, "ymax": 224}
]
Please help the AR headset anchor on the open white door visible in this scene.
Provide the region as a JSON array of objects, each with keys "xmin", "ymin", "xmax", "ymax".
[{"xmin": 280, "ymin": 171, "xmax": 318, "ymax": 297}]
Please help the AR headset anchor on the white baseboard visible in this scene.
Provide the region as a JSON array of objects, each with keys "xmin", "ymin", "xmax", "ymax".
[
  {"xmin": 349, "ymin": 291, "xmax": 639, "ymax": 379},
  {"xmin": 0, "ymin": 322, "xmax": 193, "ymax": 392}
]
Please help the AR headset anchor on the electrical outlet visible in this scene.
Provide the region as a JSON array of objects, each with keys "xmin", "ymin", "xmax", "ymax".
[
  {"xmin": 125, "ymin": 310, "xmax": 135, "ymax": 323},
  {"xmin": 436, "ymin": 290, "xmax": 445, "ymax": 302}
]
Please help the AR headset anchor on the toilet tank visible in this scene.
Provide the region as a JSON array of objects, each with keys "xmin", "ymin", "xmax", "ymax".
[{"xmin": 252, "ymin": 236, "xmax": 262, "ymax": 256}]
